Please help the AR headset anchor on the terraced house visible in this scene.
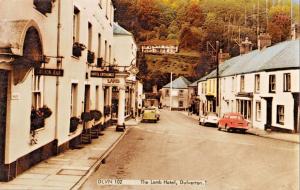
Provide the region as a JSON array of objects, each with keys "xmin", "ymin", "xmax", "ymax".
[
  {"xmin": 197, "ymin": 38, "xmax": 300, "ymax": 133},
  {"xmin": 0, "ymin": 0, "xmax": 141, "ymax": 181}
]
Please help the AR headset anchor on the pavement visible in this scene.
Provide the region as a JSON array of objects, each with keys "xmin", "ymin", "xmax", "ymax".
[
  {"xmin": 0, "ymin": 118, "xmax": 139, "ymax": 190},
  {"xmin": 180, "ymin": 111, "xmax": 300, "ymax": 144}
]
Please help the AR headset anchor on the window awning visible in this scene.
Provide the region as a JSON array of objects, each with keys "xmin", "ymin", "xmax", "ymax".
[{"xmin": 0, "ymin": 20, "xmax": 44, "ymax": 85}]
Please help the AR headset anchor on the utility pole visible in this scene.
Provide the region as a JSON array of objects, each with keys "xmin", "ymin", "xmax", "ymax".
[
  {"xmin": 170, "ymin": 72, "xmax": 173, "ymax": 111},
  {"xmin": 216, "ymin": 41, "xmax": 220, "ymax": 115}
]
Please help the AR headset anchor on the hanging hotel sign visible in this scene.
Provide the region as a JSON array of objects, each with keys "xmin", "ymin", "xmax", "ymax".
[
  {"xmin": 91, "ymin": 71, "xmax": 115, "ymax": 78},
  {"xmin": 34, "ymin": 68, "xmax": 64, "ymax": 76}
]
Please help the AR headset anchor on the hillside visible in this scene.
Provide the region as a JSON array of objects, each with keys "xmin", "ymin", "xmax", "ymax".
[{"xmin": 137, "ymin": 50, "xmax": 215, "ymax": 92}]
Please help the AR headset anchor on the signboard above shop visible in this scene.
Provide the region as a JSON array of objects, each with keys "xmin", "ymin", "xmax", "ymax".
[
  {"xmin": 34, "ymin": 68, "xmax": 64, "ymax": 76},
  {"xmin": 91, "ymin": 71, "xmax": 115, "ymax": 78}
]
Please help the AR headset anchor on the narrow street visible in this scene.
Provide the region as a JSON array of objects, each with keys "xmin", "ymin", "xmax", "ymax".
[{"xmin": 81, "ymin": 110, "xmax": 299, "ymax": 190}]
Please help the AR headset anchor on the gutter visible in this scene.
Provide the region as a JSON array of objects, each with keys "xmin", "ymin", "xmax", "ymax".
[{"xmin": 54, "ymin": 0, "xmax": 61, "ymax": 148}]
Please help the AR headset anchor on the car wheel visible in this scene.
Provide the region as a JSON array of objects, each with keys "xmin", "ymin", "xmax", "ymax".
[{"xmin": 225, "ymin": 125, "xmax": 230, "ymax": 132}]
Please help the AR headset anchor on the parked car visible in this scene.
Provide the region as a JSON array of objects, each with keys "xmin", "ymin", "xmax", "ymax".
[
  {"xmin": 142, "ymin": 108, "xmax": 159, "ymax": 123},
  {"xmin": 199, "ymin": 112, "xmax": 219, "ymax": 126},
  {"xmin": 218, "ymin": 113, "xmax": 249, "ymax": 133}
]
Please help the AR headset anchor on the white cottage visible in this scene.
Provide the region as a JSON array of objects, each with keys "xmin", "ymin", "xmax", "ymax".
[
  {"xmin": 198, "ymin": 39, "xmax": 300, "ymax": 133},
  {"xmin": 160, "ymin": 76, "xmax": 191, "ymax": 110}
]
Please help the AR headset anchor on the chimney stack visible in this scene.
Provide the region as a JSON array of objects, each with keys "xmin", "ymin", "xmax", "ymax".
[
  {"xmin": 258, "ymin": 33, "xmax": 272, "ymax": 50},
  {"xmin": 240, "ymin": 37, "xmax": 253, "ymax": 54},
  {"xmin": 219, "ymin": 49, "xmax": 230, "ymax": 64},
  {"xmin": 291, "ymin": 23, "xmax": 299, "ymax": 40}
]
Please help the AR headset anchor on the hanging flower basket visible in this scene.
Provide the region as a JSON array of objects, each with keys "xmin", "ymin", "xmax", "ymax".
[
  {"xmin": 81, "ymin": 112, "xmax": 93, "ymax": 122},
  {"xmin": 90, "ymin": 110, "xmax": 102, "ymax": 121},
  {"xmin": 30, "ymin": 105, "xmax": 52, "ymax": 131},
  {"xmin": 34, "ymin": 0, "xmax": 53, "ymax": 14},
  {"xmin": 39, "ymin": 106, "xmax": 52, "ymax": 118},
  {"xmin": 87, "ymin": 50, "xmax": 95, "ymax": 63},
  {"xmin": 72, "ymin": 42, "xmax": 86, "ymax": 57},
  {"xmin": 70, "ymin": 117, "xmax": 80, "ymax": 133}
]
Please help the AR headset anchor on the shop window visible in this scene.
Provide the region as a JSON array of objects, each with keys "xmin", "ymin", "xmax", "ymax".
[
  {"xmin": 283, "ymin": 73, "xmax": 291, "ymax": 92},
  {"xmin": 269, "ymin": 75, "xmax": 276, "ymax": 93},
  {"xmin": 256, "ymin": 101, "xmax": 261, "ymax": 121},
  {"xmin": 95, "ymin": 86, "xmax": 100, "ymax": 110},
  {"xmin": 70, "ymin": 84, "xmax": 78, "ymax": 117},
  {"xmin": 255, "ymin": 74, "xmax": 260, "ymax": 93},
  {"xmin": 73, "ymin": 7, "xmax": 80, "ymax": 43},
  {"xmin": 277, "ymin": 105, "xmax": 284, "ymax": 125}
]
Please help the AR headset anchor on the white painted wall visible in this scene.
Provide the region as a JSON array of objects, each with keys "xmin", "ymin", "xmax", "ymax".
[{"xmin": 0, "ymin": 0, "xmax": 115, "ymax": 163}]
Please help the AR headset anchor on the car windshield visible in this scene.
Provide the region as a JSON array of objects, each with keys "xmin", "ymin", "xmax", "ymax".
[{"xmin": 229, "ymin": 115, "xmax": 243, "ymax": 120}]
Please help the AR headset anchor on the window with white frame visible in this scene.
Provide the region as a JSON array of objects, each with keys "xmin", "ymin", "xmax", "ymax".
[
  {"xmin": 255, "ymin": 74, "xmax": 260, "ymax": 93},
  {"xmin": 179, "ymin": 101, "xmax": 184, "ymax": 107},
  {"xmin": 256, "ymin": 101, "xmax": 261, "ymax": 121},
  {"xmin": 98, "ymin": 34, "xmax": 102, "ymax": 58},
  {"xmin": 269, "ymin": 75, "xmax": 276, "ymax": 92},
  {"xmin": 104, "ymin": 40, "xmax": 107, "ymax": 64},
  {"xmin": 179, "ymin": 90, "xmax": 184, "ymax": 97},
  {"xmin": 32, "ymin": 75, "xmax": 43, "ymax": 109},
  {"xmin": 88, "ymin": 22, "xmax": 92, "ymax": 51},
  {"xmin": 283, "ymin": 73, "xmax": 291, "ymax": 92},
  {"xmin": 166, "ymin": 89, "xmax": 169, "ymax": 97},
  {"xmin": 231, "ymin": 77, "xmax": 235, "ymax": 92},
  {"xmin": 105, "ymin": 0, "xmax": 109, "ymax": 18},
  {"xmin": 223, "ymin": 78, "xmax": 226, "ymax": 92},
  {"xmin": 240, "ymin": 75, "xmax": 245, "ymax": 92},
  {"xmin": 277, "ymin": 105, "xmax": 284, "ymax": 124},
  {"xmin": 73, "ymin": 7, "xmax": 80, "ymax": 43},
  {"xmin": 109, "ymin": 2, "xmax": 113, "ymax": 25},
  {"xmin": 108, "ymin": 45, "xmax": 112, "ymax": 64},
  {"xmin": 70, "ymin": 83, "xmax": 78, "ymax": 117}
]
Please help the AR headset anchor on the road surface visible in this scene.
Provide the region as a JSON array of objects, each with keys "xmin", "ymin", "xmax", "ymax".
[{"xmin": 80, "ymin": 110, "xmax": 299, "ymax": 190}]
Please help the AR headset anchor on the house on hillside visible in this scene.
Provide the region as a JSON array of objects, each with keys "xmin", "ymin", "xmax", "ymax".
[
  {"xmin": 140, "ymin": 39, "xmax": 179, "ymax": 54},
  {"xmin": 160, "ymin": 76, "xmax": 191, "ymax": 110}
]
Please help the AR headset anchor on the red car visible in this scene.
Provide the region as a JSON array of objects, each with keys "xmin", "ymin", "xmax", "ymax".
[{"xmin": 218, "ymin": 113, "xmax": 249, "ymax": 133}]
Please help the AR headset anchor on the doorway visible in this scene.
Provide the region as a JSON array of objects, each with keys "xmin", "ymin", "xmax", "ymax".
[
  {"xmin": 83, "ymin": 85, "xmax": 90, "ymax": 130},
  {"xmin": 264, "ymin": 97, "xmax": 273, "ymax": 130},
  {"xmin": 0, "ymin": 70, "xmax": 8, "ymax": 167}
]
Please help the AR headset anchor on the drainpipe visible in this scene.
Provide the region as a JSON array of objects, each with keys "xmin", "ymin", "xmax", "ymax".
[{"xmin": 54, "ymin": 0, "xmax": 62, "ymax": 151}]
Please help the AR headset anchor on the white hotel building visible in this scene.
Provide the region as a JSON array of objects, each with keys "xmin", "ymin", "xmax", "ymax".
[
  {"xmin": 198, "ymin": 39, "xmax": 300, "ymax": 133},
  {"xmin": 0, "ymin": 0, "xmax": 141, "ymax": 181}
]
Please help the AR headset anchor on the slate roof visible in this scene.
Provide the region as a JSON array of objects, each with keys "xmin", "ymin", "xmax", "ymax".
[
  {"xmin": 163, "ymin": 76, "xmax": 191, "ymax": 89},
  {"xmin": 198, "ymin": 39, "xmax": 300, "ymax": 81},
  {"xmin": 189, "ymin": 79, "xmax": 200, "ymax": 87},
  {"xmin": 113, "ymin": 23, "xmax": 132, "ymax": 36}
]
